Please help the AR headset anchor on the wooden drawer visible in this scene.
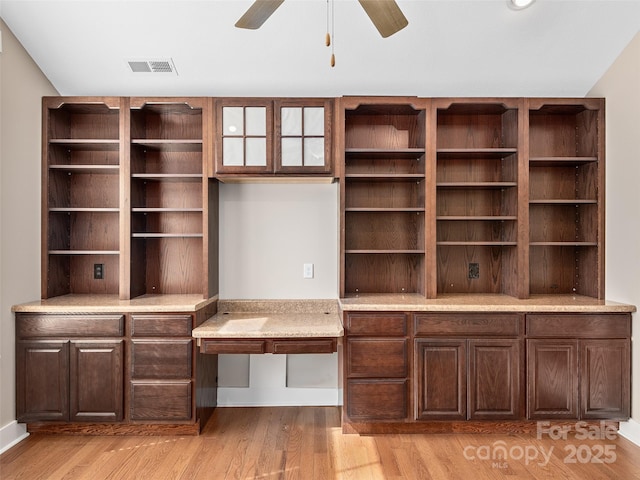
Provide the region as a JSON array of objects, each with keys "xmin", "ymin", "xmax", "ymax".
[
  {"xmin": 131, "ymin": 340, "xmax": 192, "ymax": 379},
  {"xmin": 272, "ymin": 339, "xmax": 337, "ymax": 354},
  {"xmin": 130, "ymin": 314, "xmax": 192, "ymax": 337},
  {"xmin": 200, "ymin": 338, "xmax": 338, "ymax": 354},
  {"xmin": 16, "ymin": 313, "xmax": 124, "ymax": 338},
  {"xmin": 130, "ymin": 381, "xmax": 192, "ymax": 421},
  {"xmin": 526, "ymin": 314, "xmax": 631, "ymax": 338},
  {"xmin": 346, "ymin": 379, "xmax": 407, "ymax": 421},
  {"xmin": 414, "ymin": 313, "xmax": 522, "ymax": 337},
  {"xmin": 347, "ymin": 338, "xmax": 407, "ymax": 378},
  {"xmin": 345, "ymin": 312, "xmax": 407, "ymax": 336}
]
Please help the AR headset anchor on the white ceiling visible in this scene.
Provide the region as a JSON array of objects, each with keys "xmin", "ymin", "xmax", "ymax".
[{"xmin": 1, "ymin": 0, "xmax": 639, "ymax": 98}]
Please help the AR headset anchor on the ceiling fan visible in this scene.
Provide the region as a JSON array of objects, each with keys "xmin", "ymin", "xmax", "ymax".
[{"xmin": 235, "ymin": 0, "xmax": 409, "ymax": 38}]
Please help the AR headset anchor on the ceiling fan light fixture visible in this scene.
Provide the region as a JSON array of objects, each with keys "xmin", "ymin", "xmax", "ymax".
[{"xmin": 508, "ymin": 0, "xmax": 535, "ymax": 10}]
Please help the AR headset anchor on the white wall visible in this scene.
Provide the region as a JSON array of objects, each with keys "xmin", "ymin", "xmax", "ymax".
[
  {"xmin": 217, "ymin": 182, "xmax": 340, "ymax": 405},
  {"xmin": 589, "ymin": 31, "xmax": 640, "ymax": 444},
  {"xmin": 0, "ymin": 20, "xmax": 58, "ymax": 452}
]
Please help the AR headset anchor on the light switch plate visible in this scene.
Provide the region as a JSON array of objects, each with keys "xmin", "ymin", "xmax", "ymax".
[{"xmin": 303, "ymin": 263, "xmax": 314, "ymax": 279}]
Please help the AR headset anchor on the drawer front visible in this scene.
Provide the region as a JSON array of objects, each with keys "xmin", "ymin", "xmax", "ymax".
[
  {"xmin": 345, "ymin": 312, "xmax": 407, "ymax": 336},
  {"xmin": 16, "ymin": 313, "xmax": 124, "ymax": 338},
  {"xmin": 347, "ymin": 338, "xmax": 407, "ymax": 378},
  {"xmin": 130, "ymin": 381, "xmax": 192, "ymax": 421},
  {"xmin": 272, "ymin": 339, "xmax": 337, "ymax": 354},
  {"xmin": 131, "ymin": 314, "xmax": 193, "ymax": 337},
  {"xmin": 526, "ymin": 314, "xmax": 631, "ymax": 338},
  {"xmin": 131, "ymin": 340, "xmax": 192, "ymax": 379},
  {"xmin": 200, "ymin": 339, "xmax": 266, "ymax": 354},
  {"xmin": 346, "ymin": 379, "xmax": 407, "ymax": 421},
  {"xmin": 414, "ymin": 313, "xmax": 522, "ymax": 337}
]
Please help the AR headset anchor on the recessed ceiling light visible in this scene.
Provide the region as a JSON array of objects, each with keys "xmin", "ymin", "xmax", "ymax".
[{"xmin": 508, "ymin": 0, "xmax": 535, "ymax": 10}]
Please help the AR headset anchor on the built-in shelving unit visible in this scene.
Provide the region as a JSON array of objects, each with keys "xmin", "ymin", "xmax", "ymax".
[
  {"xmin": 129, "ymin": 98, "xmax": 214, "ymax": 299},
  {"xmin": 527, "ymin": 99, "xmax": 603, "ymax": 298},
  {"xmin": 340, "ymin": 98, "xmax": 428, "ymax": 295},
  {"xmin": 42, "ymin": 98, "xmax": 123, "ymax": 298},
  {"xmin": 434, "ymin": 99, "xmax": 522, "ymax": 297}
]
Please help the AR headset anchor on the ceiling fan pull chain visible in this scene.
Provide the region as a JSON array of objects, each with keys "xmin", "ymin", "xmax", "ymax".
[{"xmin": 328, "ymin": 0, "xmax": 335, "ymax": 67}]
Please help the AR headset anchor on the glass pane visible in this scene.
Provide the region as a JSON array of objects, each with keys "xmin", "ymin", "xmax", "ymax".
[
  {"xmin": 223, "ymin": 107, "xmax": 243, "ymax": 136},
  {"xmin": 245, "ymin": 107, "xmax": 266, "ymax": 136},
  {"xmin": 246, "ymin": 137, "xmax": 267, "ymax": 166},
  {"xmin": 304, "ymin": 107, "xmax": 324, "ymax": 136},
  {"xmin": 223, "ymin": 138, "xmax": 244, "ymax": 166},
  {"xmin": 282, "ymin": 138, "xmax": 302, "ymax": 166},
  {"xmin": 304, "ymin": 138, "xmax": 325, "ymax": 166},
  {"xmin": 282, "ymin": 107, "xmax": 302, "ymax": 136}
]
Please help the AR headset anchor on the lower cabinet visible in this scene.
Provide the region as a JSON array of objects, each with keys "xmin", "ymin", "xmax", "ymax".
[
  {"xmin": 343, "ymin": 310, "xmax": 631, "ymax": 430},
  {"xmin": 129, "ymin": 314, "xmax": 195, "ymax": 422},
  {"xmin": 527, "ymin": 313, "xmax": 631, "ymax": 420},
  {"xmin": 344, "ymin": 312, "xmax": 409, "ymax": 422},
  {"xmin": 15, "ymin": 314, "xmax": 124, "ymax": 423}
]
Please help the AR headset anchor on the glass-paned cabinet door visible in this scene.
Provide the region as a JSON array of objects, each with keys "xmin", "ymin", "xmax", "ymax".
[
  {"xmin": 276, "ymin": 99, "xmax": 333, "ymax": 174},
  {"xmin": 216, "ymin": 99, "xmax": 273, "ymax": 174}
]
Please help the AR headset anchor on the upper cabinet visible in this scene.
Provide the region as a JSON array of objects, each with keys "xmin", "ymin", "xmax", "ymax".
[{"xmin": 214, "ymin": 98, "xmax": 333, "ymax": 179}]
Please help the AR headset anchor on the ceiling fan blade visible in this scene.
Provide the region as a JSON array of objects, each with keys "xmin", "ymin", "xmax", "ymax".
[
  {"xmin": 235, "ymin": 0, "xmax": 285, "ymax": 29},
  {"xmin": 358, "ymin": 0, "xmax": 408, "ymax": 38}
]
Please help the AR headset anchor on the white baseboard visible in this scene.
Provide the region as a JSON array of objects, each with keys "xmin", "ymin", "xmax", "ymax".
[
  {"xmin": 0, "ymin": 421, "xmax": 29, "ymax": 455},
  {"xmin": 619, "ymin": 418, "xmax": 640, "ymax": 447},
  {"xmin": 217, "ymin": 387, "xmax": 341, "ymax": 407}
]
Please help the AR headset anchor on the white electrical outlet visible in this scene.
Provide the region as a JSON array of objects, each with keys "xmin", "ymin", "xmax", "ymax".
[{"xmin": 303, "ymin": 263, "xmax": 314, "ymax": 279}]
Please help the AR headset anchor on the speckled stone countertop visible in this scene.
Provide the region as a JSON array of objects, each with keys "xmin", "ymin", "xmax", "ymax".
[
  {"xmin": 12, "ymin": 294, "xmax": 217, "ymax": 313},
  {"xmin": 339, "ymin": 293, "xmax": 637, "ymax": 313},
  {"xmin": 192, "ymin": 299, "xmax": 343, "ymax": 338}
]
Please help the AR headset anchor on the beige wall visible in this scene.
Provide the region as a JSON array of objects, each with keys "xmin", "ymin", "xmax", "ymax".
[
  {"xmin": 589, "ymin": 32, "xmax": 640, "ymax": 426},
  {"xmin": 0, "ymin": 20, "xmax": 58, "ymax": 431}
]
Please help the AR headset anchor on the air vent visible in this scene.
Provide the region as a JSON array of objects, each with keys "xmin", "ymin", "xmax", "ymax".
[{"xmin": 127, "ymin": 58, "xmax": 178, "ymax": 75}]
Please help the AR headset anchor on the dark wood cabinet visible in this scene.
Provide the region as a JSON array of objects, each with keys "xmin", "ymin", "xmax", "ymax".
[
  {"xmin": 129, "ymin": 314, "xmax": 196, "ymax": 422},
  {"xmin": 344, "ymin": 312, "xmax": 409, "ymax": 422},
  {"xmin": 526, "ymin": 314, "xmax": 630, "ymax": 420},
  {"xmin": 414, "ymin": 313, "xmax": 523, "ymax": 421},
  {"xmin": 214, "ymin": 97, "xmax": 333, "ymax": 178},
  {"xmin": 15, "ymin": 314, "xmax": 124, "ymax": 423}
]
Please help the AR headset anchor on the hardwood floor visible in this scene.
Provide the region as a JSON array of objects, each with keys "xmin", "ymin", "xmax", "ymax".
[{"xmin": 2, "ymin": 407, "xmax": 640, "ymax": 479}]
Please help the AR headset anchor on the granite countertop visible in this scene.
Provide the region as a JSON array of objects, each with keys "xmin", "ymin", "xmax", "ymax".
[
  {"xmin": 12, "ymin": 294, "xmax": 217, "ymax": 313},
  {"xmin": 339, "ymin": 293, "xmax": 637, "ymax": 313},
  {"xmin": 192, "ymin": 299, "xmax": 344, "ymax": 338}
]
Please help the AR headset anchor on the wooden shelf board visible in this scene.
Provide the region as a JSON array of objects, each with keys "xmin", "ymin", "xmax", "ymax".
[
  {"xmin": 529, "ymin": 156, "xmax": 598, "ymax": 166},
  {"xmin": 131, "ymin": 208, "xmax": 203, "ymax": 213},
  {"xmin": 345, "ymin": 148, "xmax": 425, "ymax": 159},
  {"xmin": 49, "ymin": 250, "xmax": 119, "ymax": 255},
  {"xmin": 131, "ymin": 173, "xmax": 203, "ymax": 181},
  {"xmin": 49, "ymin": 165, "xmax": 119, "ymax": 173},
  {"xmin": 49, "ymin": 139, "xmax": 119, "ymax": 150},
  {"xmin": 49, "ymin": 208, "xmax": 119, "ymax": 213},
  {"xmin": 345, "ymin": 208, "xmax": 425, "ymax": 213},
  {"xmin": 437, "ymin": 182, "xmax": 517, "ymax": 189},
  {"xmin": 345, "ymin": 250, "xmax": 425, "ymax": 254},
  {"xmin": 131, "ymin": 139, "xmax": 203, "ymax": 152},
  {"xmin": 436, "ymin": 148, "xmax": 517, "ymax": 158},
  {"xmin": 437, "ymin": 241, "xmax": 518, "ymax": 246},
  {"xmin": 530, "ymin": 242, "xmax": 598, "ymax": 247},
  {"xmin": 437, "ymin": 216, "xmax": 517, "ymax": 221},
  {"xmin": 345, "ymin": 174, "xmax": 425, "ymax": 180},
  {"xmin": 131, "ymin": 233, "xmax": 203, "ymax": 238},
  {"xmin": 529, "ymin": 199, "xmax": 597, "ymax": 204}
]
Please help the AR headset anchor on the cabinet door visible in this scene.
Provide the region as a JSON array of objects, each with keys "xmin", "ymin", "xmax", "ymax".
[
  {"xmin": 580, "ymin": 339, "xmax": 630, "ymax": 420},
  {"xmin": 415, "ymin": 339, "xmax": 466, "ymax": 420},
  {"xmin": 275, "ymin": 99, "xmax": 333, "ymax": 174},
  {"xmin": 215, "ymin": 99, "xmax": 273, "ymax": 174},
  {"xmin": 70, "ymin": 340, "xmax": 124, "ymax": 422},
  {"xmin": 16, "ymin": 340, "xmax": 70, "ymax": 422},
  {"xmin": 468, "ymin": 339, "xmax": 522, "ymax": 420},
  {"xmin": 527, "ymin": 339, "xmax": 578, "ymax": 419}
]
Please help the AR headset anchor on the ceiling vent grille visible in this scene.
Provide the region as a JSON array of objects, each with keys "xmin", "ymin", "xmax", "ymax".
[{"xmin": 127, "ymin": 58, "xmax": 178, "ymax": 75}]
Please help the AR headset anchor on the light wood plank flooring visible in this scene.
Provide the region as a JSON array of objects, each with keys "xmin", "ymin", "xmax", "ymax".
[{"xmin": 2, "ymin": 407, "xmax": 640, "ymax": 479}]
